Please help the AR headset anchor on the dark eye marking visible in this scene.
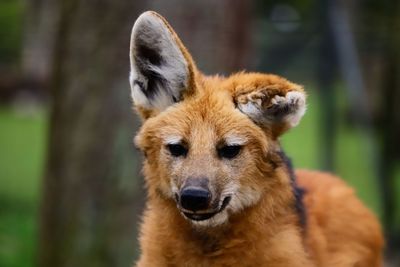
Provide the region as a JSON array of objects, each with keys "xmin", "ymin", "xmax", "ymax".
[
  {"xmin": 167, "ymin": 143, "xmax": 188, "ymax": 157},
  {"xmin": 217, "ymin": 145, "xmax": 242, "ymax": 159}
]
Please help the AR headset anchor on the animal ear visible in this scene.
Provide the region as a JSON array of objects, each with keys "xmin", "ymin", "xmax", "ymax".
[
  {"xmin": 129, "ymin": 11, "xmax": 196, "ymax": 117},
  {"xmin": 235, "ymin": 82, "xmax": 306, "ymax": 138}
]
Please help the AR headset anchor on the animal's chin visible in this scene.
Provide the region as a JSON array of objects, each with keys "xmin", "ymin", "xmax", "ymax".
[
  {"xmin": 183, "ymin": 212, "xmax": 218, "ymax": 221},
  {"xmin": 181, "ymin": 196, "xmax": 232, "ymax": 222}
]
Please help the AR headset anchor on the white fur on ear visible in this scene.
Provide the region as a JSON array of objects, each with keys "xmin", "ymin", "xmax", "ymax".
[
  {"xmin": 237, "ymin": 90, "xmax": 306, "ymax": 130},
  {"xmin": 130, "ymin": 11, "xmax": 189, "ymax": 111},
  {"xmin": 270, "ymin": 91, "xmax": 306, "ymax": 127}
]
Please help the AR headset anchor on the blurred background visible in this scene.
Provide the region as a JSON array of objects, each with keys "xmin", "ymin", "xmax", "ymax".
[{"xmin": 0, "ymin": 0, "xmax": 399, "ymax": 266}]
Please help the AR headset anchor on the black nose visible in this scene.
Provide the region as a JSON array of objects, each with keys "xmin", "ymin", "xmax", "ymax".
[{"xmin": 180, "ymin": 187, "xmax": 211, "ymax": 212}]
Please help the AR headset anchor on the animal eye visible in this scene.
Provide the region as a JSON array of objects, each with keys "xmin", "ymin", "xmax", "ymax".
[
  {"xmin": 217, "ymin": 145, "xmax": 242, "ymax": 159},
  {"xmin": 167, "ymin": 144, "xmax": 188, "ymax": 157}
]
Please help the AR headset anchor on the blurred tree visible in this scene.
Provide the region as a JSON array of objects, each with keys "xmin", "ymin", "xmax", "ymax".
[
  {"xmin": 38, "ymin": 1, "xmax": 145, "ymax": 267},
  {"xmin": 375, "ymin": 0, "xmax": 400, "ymax": 254},
  {"xmin": 316, "ymin": 0, "xmax": 338, "ymax": 171},
  {"xmin": 357, "ymin": 0, "xmax": 400, "ymax": 255}
]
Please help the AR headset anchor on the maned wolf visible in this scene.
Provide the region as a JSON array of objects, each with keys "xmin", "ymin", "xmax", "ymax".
[{"xmin": 129, "ymin": 11, "xmax": 384, "ymax": 267}]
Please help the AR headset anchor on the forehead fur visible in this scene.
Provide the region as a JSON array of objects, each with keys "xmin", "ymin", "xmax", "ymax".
[{"xmin": 136, "ymin": 73, "xmax": 275, "ymax": 149}]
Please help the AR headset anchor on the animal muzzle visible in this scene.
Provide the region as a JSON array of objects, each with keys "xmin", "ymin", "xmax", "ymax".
[
  {"xmin": 180, "ymin": 187, "xmax": 211, "ymax": 212},
  {"xmin": 176, "ymin": 177, "xmax": 231, "ymax": 221}
]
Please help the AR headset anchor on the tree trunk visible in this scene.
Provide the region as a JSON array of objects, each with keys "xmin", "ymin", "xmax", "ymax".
[
  {"xmin": 316, "ymin": 0, "xmax": 338, "ymax": 171},
  {"xmin": 378, "ymin": 0, "xmax": 400, "ymax": 255},
  {"xmin": 39, "ymin": 1, "xmax": 145, "ymax": 267}
]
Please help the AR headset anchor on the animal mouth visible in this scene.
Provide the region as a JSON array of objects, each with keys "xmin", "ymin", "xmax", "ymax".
[{"xmin": 182, "ymin": 196, "xmax": 231, "ymax": 221}]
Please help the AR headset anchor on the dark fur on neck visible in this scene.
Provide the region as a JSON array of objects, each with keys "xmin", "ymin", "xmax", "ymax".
[{"xmin": 276, "ymin": 150, "xmax": 307, "ymax": 229}]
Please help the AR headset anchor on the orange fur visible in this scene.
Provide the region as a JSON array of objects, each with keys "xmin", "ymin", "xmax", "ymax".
[
  {"xmin": 298, "ymin": 170, "xmax": 384, "ymax": 267},
  {"xmin": 130, "ymin": 11, "xmax": 384, "ymax": 267}
]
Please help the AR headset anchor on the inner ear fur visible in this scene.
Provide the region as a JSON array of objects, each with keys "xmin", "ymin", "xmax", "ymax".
[
  {"xmin": 130, "ymin": 11, "xmax": 197, "ymax": 119},
  {"xmin": 233, "ymin": 74, "xmax": 306, "ymax": 138}
]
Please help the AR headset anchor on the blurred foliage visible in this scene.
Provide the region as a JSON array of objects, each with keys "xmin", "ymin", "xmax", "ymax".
[{"xmin": 0, "ymin": 0, "xmax": 24, "ymax": 64}]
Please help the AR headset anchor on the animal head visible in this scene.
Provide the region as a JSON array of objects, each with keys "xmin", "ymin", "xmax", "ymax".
[{"xmin": 130, "ymin": 11, "xmax": 306, "ymax": 227}]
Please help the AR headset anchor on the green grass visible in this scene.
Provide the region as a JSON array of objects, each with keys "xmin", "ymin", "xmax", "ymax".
[
  {"xmin": 0, "ymin": 107, "xmax": 47, "ymax": 267},
  {"xmin": 0, "ymin": 108, "xmax": 46, "ymax": 202}
]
